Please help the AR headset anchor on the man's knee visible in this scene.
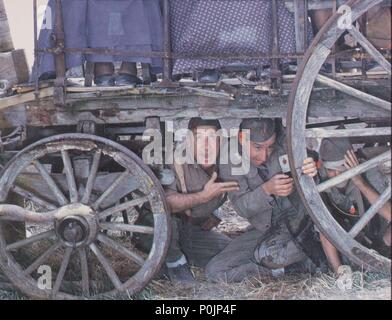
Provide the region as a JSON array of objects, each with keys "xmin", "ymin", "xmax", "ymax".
[{"xmin": 254, "ymin": 229, "xmax": 306, "ymax": 269}]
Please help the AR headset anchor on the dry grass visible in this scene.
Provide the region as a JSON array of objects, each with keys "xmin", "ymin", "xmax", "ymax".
[{"xmin": 137, "ymin": 267, "xmax": 391, "ymax": 300}]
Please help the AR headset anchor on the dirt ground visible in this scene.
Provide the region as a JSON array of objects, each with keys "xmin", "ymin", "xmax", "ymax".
[{"xmin": 0, "ymin": 201, "xmax": 390, "ymax": 300}]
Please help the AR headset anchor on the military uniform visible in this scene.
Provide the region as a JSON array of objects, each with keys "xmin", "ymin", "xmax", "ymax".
[
  {"xmin": 206, "ymin": 134, "xmax": 313, "ymax": 282},
  {"xmin": 318, "ymin": 137, "xmax": 391, "ymax": 254},
  {"xmin": 164, "ymin": 163, "xmax": 231, "ymax": 267},
  {"xmin": 320, "ymin": 166, "xmax": 390, "ymax": 248}
]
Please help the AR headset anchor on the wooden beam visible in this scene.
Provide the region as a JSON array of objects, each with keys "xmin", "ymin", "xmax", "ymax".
[
  {"xmin": 0, "ymin": 87, "xmax": 54, "ymax": 111},
  {"xmin": 305, "ymin": 127, "xmax": 391, "ymax": 138}
]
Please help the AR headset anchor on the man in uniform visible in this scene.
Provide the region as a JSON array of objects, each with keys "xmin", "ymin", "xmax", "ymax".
[
  {"xmin": 136, "ymin": 118, "xmax": 239, "ymax": 283},
  {"xmin": 317, "ymin": 137, "xmax": 391, "ymax": 273},
  {"xmin": 205, "ymin": 118, "xmax": 319, "ymax": 283}
]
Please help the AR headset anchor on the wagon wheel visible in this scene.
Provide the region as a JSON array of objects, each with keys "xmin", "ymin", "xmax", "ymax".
[
  {"xmin": 0, "ymin": 134, "xmax": 170, "ymax": 299},
  {"xmin": 287, "ymin": 0, "xmax": 391, "ymax": 274}
]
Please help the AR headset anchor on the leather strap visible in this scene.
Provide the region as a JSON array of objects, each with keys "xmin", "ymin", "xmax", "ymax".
[{"xmin": 173, "ymin": 161, "xmax": 192, "ymax": 217}]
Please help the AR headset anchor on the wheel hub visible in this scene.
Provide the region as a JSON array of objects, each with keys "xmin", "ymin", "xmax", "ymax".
[
  {"xmin": 55, "ymin": 204, "xmax": 98, "ymax": 247},
  {"xmin": 58, "ymin": 216, "xmax": 88, "ymax": 244}
]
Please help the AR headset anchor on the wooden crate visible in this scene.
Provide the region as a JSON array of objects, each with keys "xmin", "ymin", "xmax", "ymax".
[{"xmin": 0, "ymin": 49, "xmax": 29, "ymax": 86}]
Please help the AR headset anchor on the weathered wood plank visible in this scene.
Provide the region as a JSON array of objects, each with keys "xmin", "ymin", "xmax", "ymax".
[{"xmin": 305, "ymin": 127, "xmax": 391, "ymax": 138}]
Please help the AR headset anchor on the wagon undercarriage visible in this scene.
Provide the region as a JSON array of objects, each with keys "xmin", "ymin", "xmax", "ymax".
[{"xmin": 0, "ymin": 0, "xmax": 390, "ymax": 299}]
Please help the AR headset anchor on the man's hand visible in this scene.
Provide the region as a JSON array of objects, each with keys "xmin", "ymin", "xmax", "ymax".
[
  {"xmin": 302, "ymin": 157, "xmax": 318, "ymax": 178},
  {"xmin": 201, "ymin": 172, "xmax": 239, "ymax": 203},
  {"xmin": 344, "ymin": 149, "xmax": 363, "ymax": 184},
  {"xmin": 261, "ymin": 174, "xmax": 294, "ymax": 197}
]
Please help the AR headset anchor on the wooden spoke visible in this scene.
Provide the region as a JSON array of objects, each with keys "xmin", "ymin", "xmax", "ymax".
[
  {"xmin": 348, "ymin": 27, "xmax": 391, "ymax": 76},
  {"xmin": 78, "ymin": 248, "xmax": 90, "ymax": 297},
  {"xmin": 52, "ymin": 247, "xmax": 73, "ymax": 294},
  {"xmin": 97, "ymin": 233, "xmax": 145, "ymax": 266},
  {"xmin": 0, "ymin": 204, "xmax": 55, "ymax": 223},
  {"xmin": 81, "ymin": 150, "xmax": 101, "ymax": 205},
  {"xmin": 316, "ymin": 74, "xmax": 391, "ymax": 112},
  {"xmin": 33, "ymin": 160, "xmax": 68, "ymax": 206},
  {"xmin": 99, "ymin": 222, "xmax": 154, "ymax": 235},
  {"xmin": 349, "ymin": 184, "xmax": 391, "ymax": 238},
  {"xmin": 120, "ymin": 198, "xmax": 131, "ymax": 236},
  {"xmin": 92, "ymin": 170, "xmax": 130, "ymax": 210},
  {"xmin": 98, "ymin": 196, "xmax": 150, "ymax": 220},
  {"xmin": 89, "ymin": 242, "xmax": 122, "ymax": 290},
  {"xmin": 317, "ymin": 151, "xmax": 390, "ymax": 193},
  {"xmin": 61, "ymin": 150, "xmax": 78, "ymax": 203},
  {"xmin": 0, "ymin": 134, "xmax": 170, "ymax": 298},
  {"xmin": 12, "ymin": 185, "xmax": 57, "ymax": 210},
  {"xmin": 23, "ymin": 242, "xmax": 62, "ymax": 275},
  {"xmin": 6, "ymin": 230, "xmax": 56, "ymax": 251},
  {"xmin": 305, "ymin": 127, "xmax": 391, "ymax": 138}
]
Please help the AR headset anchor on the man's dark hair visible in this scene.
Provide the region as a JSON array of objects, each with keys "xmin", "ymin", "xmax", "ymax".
[
  {"xmin": 240, "ymin": 118, "xmax": 276, "ymax": 142},
  {"xmin": 188, "ymin": 117, "xmax": 222, "ymax": 131}
]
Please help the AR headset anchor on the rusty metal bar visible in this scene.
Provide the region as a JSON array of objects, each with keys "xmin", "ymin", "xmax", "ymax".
[
  {"xmin": 53, "ymin": 0, "xmax": 66, "ymax": 105},
  {"xmin": 271, "ymin": 0, "xmax": 282, "ymax": 92},
  {"xmin": 361, "ymin": 12, "xmax": 368, "ymax": 79},
  {"xmin": 332, "ymin": 0, "xmax": 337, "ymax": 80},
  {"xmin": 304, "ymin": 0, "xmax": 308, "ymax": 50},
  {"xmin": 162, "ymin": 0, "xmax": 172, "ymax": 84},
  {"xmin": 37, "ymin": 47, "xmax": 306, "ymax": 60},
  {"xmin": 294, "ymin": 0, "xmax": 307, "ymax": 65},
  {"xmin": 33, "ymin": 0, "xmax": 39, "ymax": 99}
]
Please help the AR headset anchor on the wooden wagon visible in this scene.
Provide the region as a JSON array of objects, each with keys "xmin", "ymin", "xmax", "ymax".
[{"xmin": 0, "ymin": 0, "xmax": 390, "ymax": 299}]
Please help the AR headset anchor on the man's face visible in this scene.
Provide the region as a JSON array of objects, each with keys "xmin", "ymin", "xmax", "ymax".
[
  {"xmin": 240, "ymin": 132, "xmax": 276, "ymax": 167},
  {"xmin": 326, "ymin": 167, "xmax": 349, "ymax": 188},
  {"xmin": 192, "ymin": 125, "xmax": 220, "ymax": 169}
]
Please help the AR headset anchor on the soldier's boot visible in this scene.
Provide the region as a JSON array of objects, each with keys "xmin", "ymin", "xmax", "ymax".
[{"xmin": 166, "ymin": 263, "xmax": 196, "ymax": 284}]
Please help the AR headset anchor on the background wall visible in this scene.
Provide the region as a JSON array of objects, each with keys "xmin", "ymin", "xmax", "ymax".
[{"xmin": 4, "ymin": 0, "xmax": 48, "ymax": 68}]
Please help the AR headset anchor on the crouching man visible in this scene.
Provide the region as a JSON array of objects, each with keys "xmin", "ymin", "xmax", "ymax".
[
  {"xmin": 162, "ymin": 118, "xmax": 239, "ymax": 283},
  {"xmin": 317, "ymin": 137, "xmax": 391, "ymax": 274},
  {"xmin": 206, "ymin": 118, "xmax": 320, "ymax": 283}
]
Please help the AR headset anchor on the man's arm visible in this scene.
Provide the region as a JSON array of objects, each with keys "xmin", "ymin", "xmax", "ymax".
[
  {"xmin": 319, "ymin": 233, "xmax": 342, "ymax": 274},
  {"xmin": 219, "ymin": 164, "xmax": 275, "ymax": 220},
  {"xmin": 345, "ymin": 150, "xmax": 391, "ymax": 222},
  {"xmin": 166, "ymin": 192, "xmax": 207, "ymax": 214},
  {"xmin": 166, "ymin": 172, "xmax": 239, "ymax": 214}
]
